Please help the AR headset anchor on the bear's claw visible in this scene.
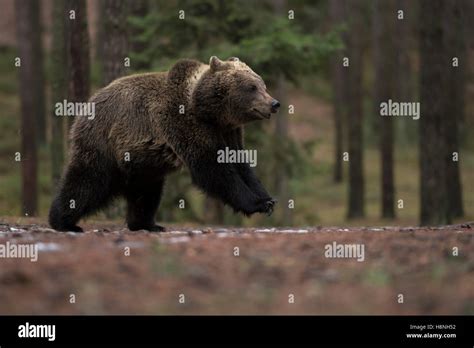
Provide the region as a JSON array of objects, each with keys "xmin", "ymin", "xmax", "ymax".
[{"xmin": 255, "ymin": 197, "xmax": 276, "ymax": 216}]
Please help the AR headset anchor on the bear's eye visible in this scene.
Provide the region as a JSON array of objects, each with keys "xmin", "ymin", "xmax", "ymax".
[{"xmin": 249, "ymin": 85, "xmax": 257, "ymax": 92}]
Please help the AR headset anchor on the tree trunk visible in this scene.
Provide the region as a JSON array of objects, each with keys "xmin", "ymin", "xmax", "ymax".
[
  {"xmin": 130, "ymin": 0, "xmax": 151, "ymax": 71},
  {"xmin": 66, "ymin": 0, "xmax": 90, "ymax": 130},
  {"xmin": 395, "ymin": 0, "xmax": 415, "ymax": 144},
  {"xmin": 15, "ymin": 0, "xmax": 39, "ymax": 216},
  {"xmin": 329, "ymin": 0, "xmax": 347, "ymax": 183},
  {"xmin": 274, "ymin": 74, "xmax": 292, "ymax": 225},
  {"xmin": 373, "ymin": 0, "xmax": 396, "ymax": 219},
  {"xmin": 444, "ymin": 1, "xmax": 465, "ymax": 218},
  {"xmin": 51, "ymin": 0, "xmax": 68, "ymax": 188},
  {"xmin": 95, "ymin": 0, "xmax": 105, "ymax": 81},
  {"xmin": 29, "ymin": 0, "xmax": 46, "ymax": 145},
  {"xmin": 272, "ymin": 0, "xmax": 292, "ymax": 225},
  {"xmin": 102, "ymin": 0, "xmax": 129, "ymax": 85},
  {"xmin": 346, "ymin": 0, "xmax": 365, "ymax": 219},
  {"xmin": 419, "ymin": 0, "xmax": 450, "ymax": 225}
]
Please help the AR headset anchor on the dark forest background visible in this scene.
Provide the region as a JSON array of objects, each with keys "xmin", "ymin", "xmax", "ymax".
[{"xmin": 1, "ymin": 0, "xmax": 473, "ymax": 227}]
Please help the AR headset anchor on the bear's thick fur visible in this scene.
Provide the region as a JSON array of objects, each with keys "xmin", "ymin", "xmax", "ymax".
[{"xmin": 49, "ymin": 56, "xmax": 279, "ymax": 232}]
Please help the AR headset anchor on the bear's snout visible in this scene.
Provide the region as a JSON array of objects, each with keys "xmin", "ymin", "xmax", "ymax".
[{"xmin": 271, "ymin": 99, "xmax": 280, "ymax": 113}]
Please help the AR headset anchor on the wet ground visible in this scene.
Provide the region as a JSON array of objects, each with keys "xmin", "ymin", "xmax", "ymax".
[{"xmin": 0, "ymin": 219, "xmax": 473, "ymax": 314}]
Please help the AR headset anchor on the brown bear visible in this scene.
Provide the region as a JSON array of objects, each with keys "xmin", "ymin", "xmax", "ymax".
[{"xmin": 49, "ymin": 56, "xmax": 280, "ymax": 232}]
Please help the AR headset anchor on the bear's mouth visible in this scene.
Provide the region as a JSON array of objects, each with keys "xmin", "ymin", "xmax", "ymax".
[{"xmin": 252, "ymin": 108, "xmax": 271, "ymax": 120}]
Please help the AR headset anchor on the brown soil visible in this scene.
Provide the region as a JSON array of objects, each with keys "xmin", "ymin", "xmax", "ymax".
[{"xmin": 0, "ymin": 219, "xmax": 473, "ymax": 315}]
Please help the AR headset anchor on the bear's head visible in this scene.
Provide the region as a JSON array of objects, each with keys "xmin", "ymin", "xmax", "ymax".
[{"xmin": 192, "ymin": 56, "xmax": 280, "ymax": 128}]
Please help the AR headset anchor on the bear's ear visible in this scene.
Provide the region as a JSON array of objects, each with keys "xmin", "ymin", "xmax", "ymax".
[
  {"xmin": 209, "ymin": 56, "xmax": 225, "ymax": 72},
  {"xmin": 228, "ymin": 57, "xmax": 240, "ymax": 62}
]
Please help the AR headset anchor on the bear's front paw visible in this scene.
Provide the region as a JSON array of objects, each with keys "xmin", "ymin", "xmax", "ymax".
[
  {"xmin": 268, "ymin": 197, "xmax": 278, "ymax": 208},
  {"xmin": 128, "ymin": 223, "xmax": 166, "ymax": 232},
  {"xmin": 54, "ymin": 225, "xmax": 84, "ymax": 233},
  {"xmin": 148, "ymin": 224, "xmax": 166, "ymax": 232},
  {"xmin": 256, "ymin": 197, "xmax": 277, "ymax": 216}
]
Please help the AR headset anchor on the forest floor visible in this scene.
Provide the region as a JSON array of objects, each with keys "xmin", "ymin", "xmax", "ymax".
[{"xmin": 0, "ymin": 218, "xmax": 473, "ymax": 315}]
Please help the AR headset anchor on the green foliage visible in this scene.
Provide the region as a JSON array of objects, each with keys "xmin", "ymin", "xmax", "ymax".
[
  {"xmin": 233, "ymin": 18, "xmax": 342, "ymax": 84},
  {"xmin": 127, "ymin": 11, "xmax": 159, "ymax": 70},
  {"xmin": 129, "ymin": 0, "xmax": 341, "ymax": 75}
]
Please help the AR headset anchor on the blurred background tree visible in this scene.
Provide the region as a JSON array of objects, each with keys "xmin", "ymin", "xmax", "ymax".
[
  {"xmin": 66, "ymin": 0, "xmax": 90, "ymax": 131},
  {"xmin": 373, "ymin": 0, "xmax": 396, "ymax": 219},
  {"xmin": 50, "ymin": 0, "xmax": 67, "ymax": 189},
  {"xmin": 14, "ymin": 0, "xmax": 43, "ymax": 216},
  {"xmin": 444, "ymin": 0, "xmax": 466, "ymax": 219},
  {"xmin": 345, "ymin": 0, "xmax": 365, "ymax": 219}
]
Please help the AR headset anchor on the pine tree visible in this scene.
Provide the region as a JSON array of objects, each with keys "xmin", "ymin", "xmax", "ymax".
[
  {"xmin": 373, "ymin": 0, "xmax": 396, "ymax": 218},
  {"xmin": 66, "ymin": 0, "xmax": 90, "ymax": 130},
  {"xmin": 346, "ymin": 0, "xmax": 365, "ymax": 219},
  {"xmin": 102, "ymin": 0, "xmax": 129, "ymax": 85},
  {"xmin": 330, "ymin": 0, "xmax": 347, "ymax": 184},
  {"xmin": 15, "ymin": 0, "xmax": 40, "ymax": 215},
  {"xmin": 419, "ymin": 0, "xmax": 450, "ymax": 225},
  {"xmin": 51, "ymin": 0, "xmax": 68, "ymax": 187},
  {"xmin": 444, "ymin": 0, "xmax": 465, "ymax": 218}
]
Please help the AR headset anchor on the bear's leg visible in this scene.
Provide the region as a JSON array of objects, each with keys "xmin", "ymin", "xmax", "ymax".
[
  {"xmin": 49, "ymin": 161, "xmax": 115, "ymax": 232},
  {"xmin": 226, "ymin": 128, "xmax": 276, "ymax": 211},
  {"xmin": 125, "ymin": 178, "xmax": 165, "ymax": 232},
  {"xmin": 162, "ymin": 124, "xmax": 273, "ymax": 216}
]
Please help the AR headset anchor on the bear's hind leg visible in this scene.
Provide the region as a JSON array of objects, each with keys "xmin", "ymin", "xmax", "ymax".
[
  {"xmin": 125, "ymin": 178, "xmax": 165, "ymax": 232},
  {"xmin": 49, "ymin": 161, "xmax": 115, "ymax": 232}
]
